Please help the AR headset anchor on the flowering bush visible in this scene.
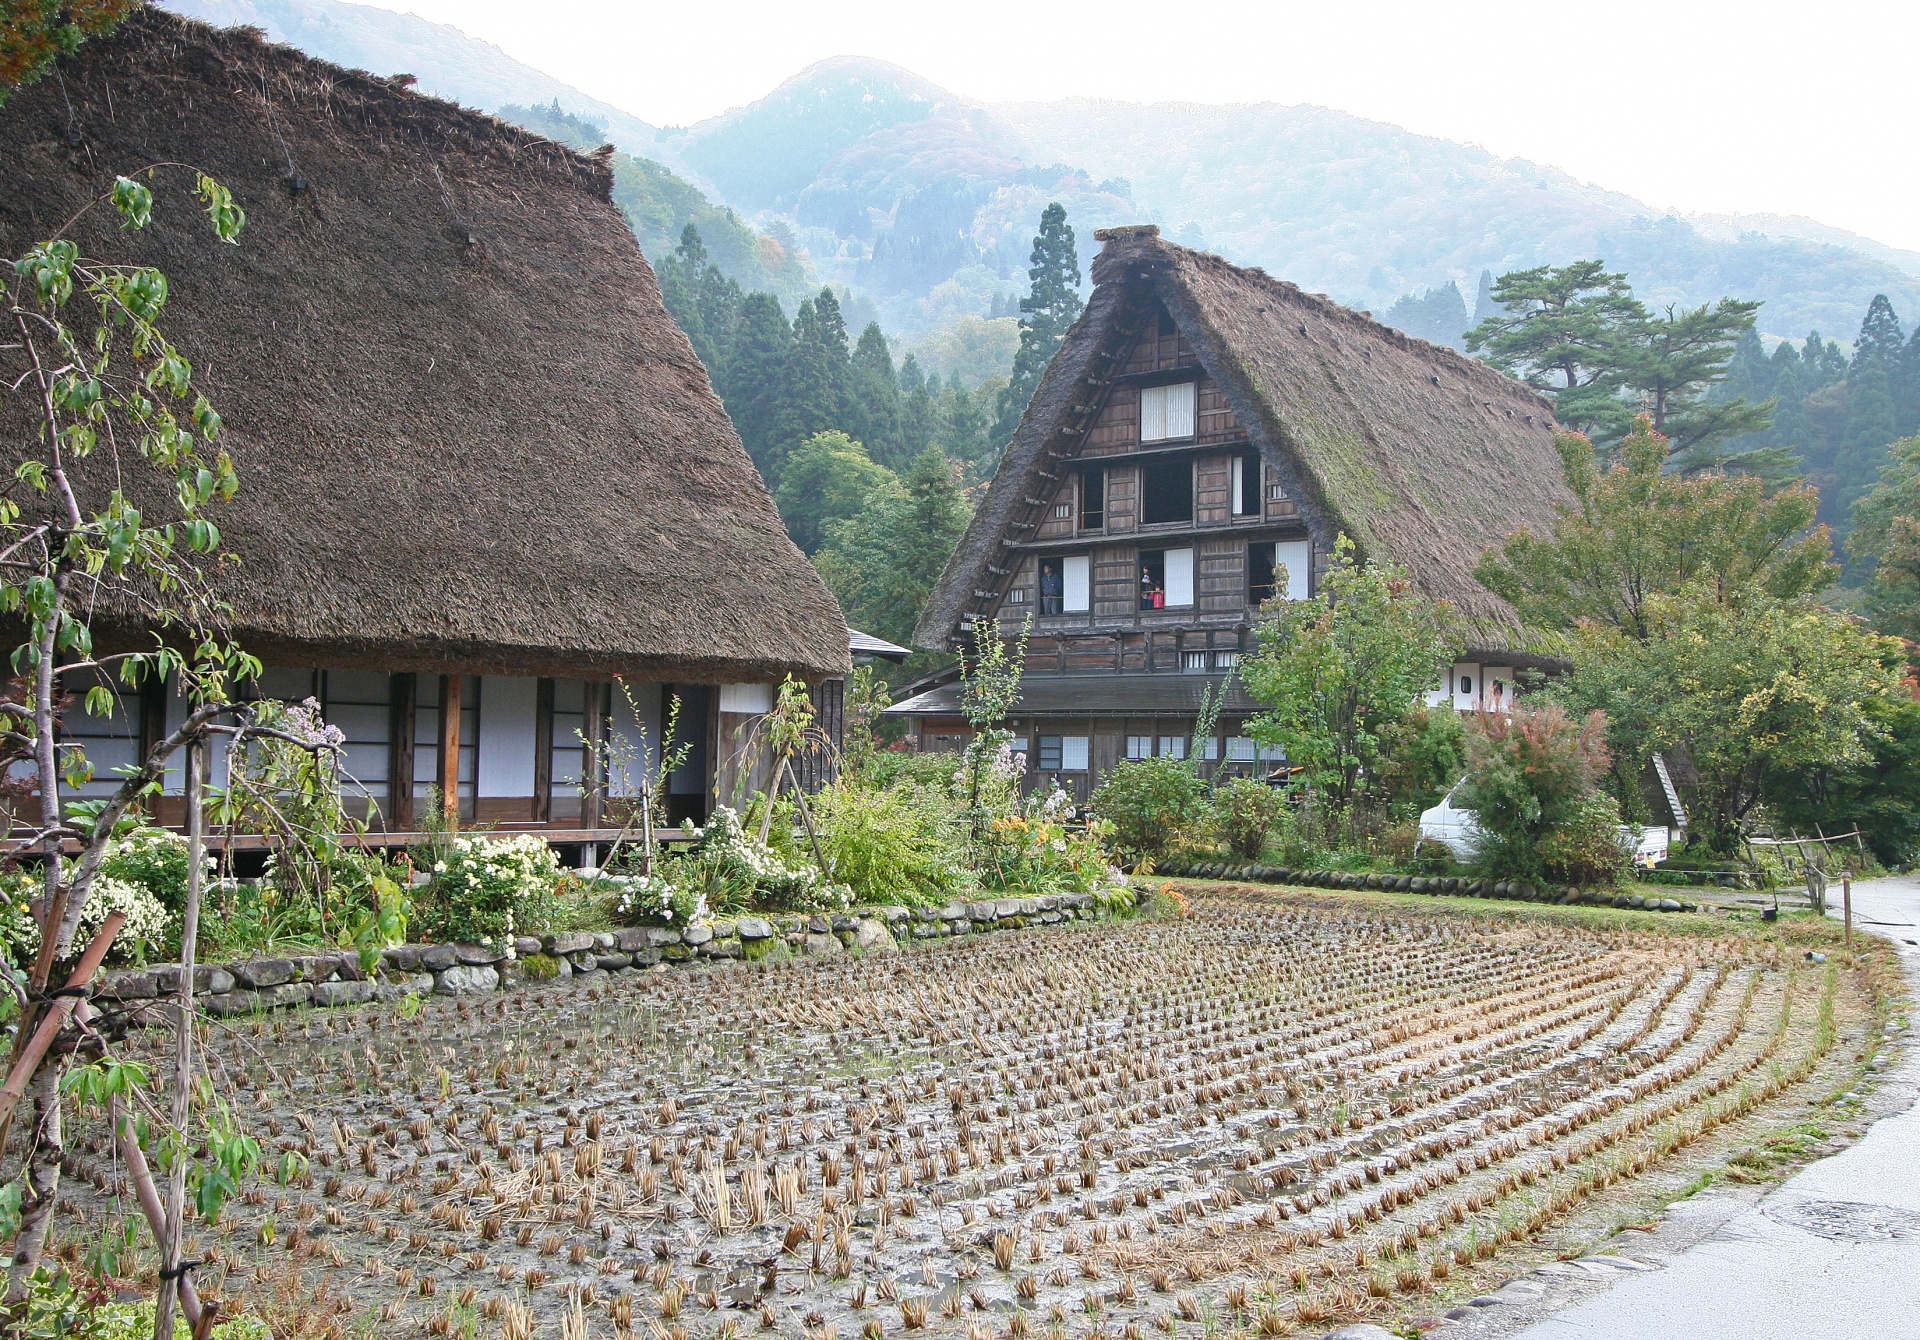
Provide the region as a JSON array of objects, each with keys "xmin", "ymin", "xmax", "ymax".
[
  {"xmin": 422, "ymin": 833, "xmax": 562, "ymax": 947},
  {"xmin": 696, "ymin": 807, "xmax": 853, "ymax": 913},
  {"xmin": 78, "ymin": 875, "xmax": 174, "ymax": 964},
  {"xmin": 100, "ymin": 827, "xmax": 213, "ymax": 918},
  {"xmin": 603, "ymin": 872, "xmax": 708, "ymax": 927},
  {"xmin": 975, "ymin": 785, "xmax": 1127, "ymax": 899}
]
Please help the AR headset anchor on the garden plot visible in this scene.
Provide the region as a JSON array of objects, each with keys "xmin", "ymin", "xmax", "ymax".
[{"xmin": 64, "ymin": 892, "xmax": 1868, "ymax": 1337}]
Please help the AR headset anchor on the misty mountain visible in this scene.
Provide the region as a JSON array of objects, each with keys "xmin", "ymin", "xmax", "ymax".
[{"xmin": 163, "ymin": 0, "xmax": 1920, "ymax": 357}]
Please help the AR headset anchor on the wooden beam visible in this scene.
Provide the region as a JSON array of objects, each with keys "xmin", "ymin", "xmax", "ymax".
[
  {"xmin": 388, "ymin": 673, "xmax": 416, "ymax": 831},
  {"xmin": 533, "ymin": 678, "xmax": 555, "ymax": 824},
  {"xmin": 438, "ymin": 674, "xmax": 461, "ymax": 825}
]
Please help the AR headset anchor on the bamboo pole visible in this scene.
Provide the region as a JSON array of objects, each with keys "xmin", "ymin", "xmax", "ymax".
[
  {"xmin": 155, "ymin": 738, "xmax": 203, "ymax": 1340},
  {"xmin": 0, "ymin": 910, "xmax": 125, "ymax": 1134}
]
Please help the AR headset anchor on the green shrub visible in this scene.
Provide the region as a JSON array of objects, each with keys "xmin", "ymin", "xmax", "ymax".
[
  {"xmin": 1539, "ymin": 792, "xmax": 1634, "ymax": 885},
  {"xmin": 1458, "ymin": 702, "xmax": 1612, "ymax": 882},
  {"xmin": 1376, "ymin": 706, "xmax": 1466, "ymax": 817},
  {"xmin": 1214, "ymin": 778, "xmax": 1289, "ymax": 860},
  {"xmin": 99, "ymin": 827, "xmax": 210, "ymax": 918},
  {"xmin": 861, "ymin": 749, "xmax": 963, "ymax": 793},
  {"xmin": 1091, "ymin": 757, "xmax": 1215, "ymax": 863},
  {"xmin": 811, "ymin": 780, "xmax": 966, "ymax": 905}
]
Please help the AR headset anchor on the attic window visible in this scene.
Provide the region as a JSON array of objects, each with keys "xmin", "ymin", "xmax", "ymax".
[
  {"xmin": 1230, "ymin": 452, "xmax": 1261, "ymax": 516},
  {"xmin": 1079, "ymin": 468, "xmax": 1105, "ymax": 530},
  {"xmin": 1140, "ymin": 382, "xmax": 1196, "ymax": 442},
  {"xmin": 1139, "ymin": 456, "xmax": 1194, "ymax": 525}
]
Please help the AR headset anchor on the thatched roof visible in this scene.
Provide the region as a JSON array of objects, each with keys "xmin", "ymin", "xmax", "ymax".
[
  {"xmin": 916, "ymin": 224, "xmax": 1568, "ymax": 654},
  {"xmin": 0, "ymin": 8, "xmax": 849, "ymax": 683}
]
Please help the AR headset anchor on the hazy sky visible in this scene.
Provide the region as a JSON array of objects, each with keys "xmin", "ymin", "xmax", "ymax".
[{"xmin": 384, "ymin": 0, "xmax": 1919, "ymax": 252}]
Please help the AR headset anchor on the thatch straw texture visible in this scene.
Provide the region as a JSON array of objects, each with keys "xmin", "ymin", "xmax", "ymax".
[
  {"xmin": 917, "ymin": 225, "xmax": 1567, "ymax": 653},
  {"xmin": 0, "ymin": 9, "xmax": 849, "ymax": 682}
]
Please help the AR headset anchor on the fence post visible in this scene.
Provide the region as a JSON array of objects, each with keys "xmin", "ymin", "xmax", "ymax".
[{"xmin": 1843, "ymin": 873, "xmax": 1852, "ymax": 948}]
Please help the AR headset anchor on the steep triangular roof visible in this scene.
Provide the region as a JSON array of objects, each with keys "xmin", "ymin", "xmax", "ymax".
[
  {"xmin": 0, "ymin": 9, "xmax": 849, "ymax": 682},
  {"xmin": 917, "ymin": 224, "xmax": 1568, "ymax": 654}
]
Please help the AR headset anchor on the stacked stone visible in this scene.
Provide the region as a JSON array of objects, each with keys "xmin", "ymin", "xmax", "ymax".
[{"xmin": 89, "ymin": 890, "xmax": 1129, "ymax": 1023}]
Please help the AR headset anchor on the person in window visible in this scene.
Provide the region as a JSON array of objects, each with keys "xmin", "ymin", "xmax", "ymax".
[
  {"xmin": 1151, "ymin": 584, "xmax": 1166, "ymax": 610},
  {"xmin": 1040, "ymin": 561, "xmax": 1063, "ymax": 615},
  {"xmin": 1140, "ymin": 570, "xmax": 1154, "ymax": 610}
]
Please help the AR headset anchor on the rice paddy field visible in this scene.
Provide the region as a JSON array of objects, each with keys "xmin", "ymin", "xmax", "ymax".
[{"xmin": 58, "ymin": 883, "xmax": 1893, "ymax": 1339}]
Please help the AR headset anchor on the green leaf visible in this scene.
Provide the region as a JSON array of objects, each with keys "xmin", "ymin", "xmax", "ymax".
[{"xmin": 111, "ymin": 175, "xmax": 154, "ymax": 229}]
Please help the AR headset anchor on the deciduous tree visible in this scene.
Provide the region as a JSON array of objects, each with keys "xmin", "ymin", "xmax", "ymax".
[
  {"xmin": 1475, "ymin": 417, "xmax": 1834, "ymax": 641},
  {"xmin": 774, "ymin": 430, "xmax": 894, "ymax": 554},
  {"xmin": 1242, "ymin": 536, "xmax": 1453, "ymax": 815}
]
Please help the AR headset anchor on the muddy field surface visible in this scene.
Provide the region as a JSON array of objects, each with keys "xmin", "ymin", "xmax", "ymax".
[{"xmin": 61, "ymin": 891, "xmax": 1879, "ymax": 1337}]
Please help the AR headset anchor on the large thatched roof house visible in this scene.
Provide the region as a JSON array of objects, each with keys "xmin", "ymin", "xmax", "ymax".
[
  {"xmin": 0, "ymin": 8, "xmax": 848, "ymax": 835},
  {"xmin": 898, "ymin": 225, "xmax": 1567, "ymax": 796}
]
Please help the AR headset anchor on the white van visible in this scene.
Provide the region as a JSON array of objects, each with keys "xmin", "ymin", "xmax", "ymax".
[{"xmin": 1418, "ymin": 784, "xmax": 1669, "ymax": 866}]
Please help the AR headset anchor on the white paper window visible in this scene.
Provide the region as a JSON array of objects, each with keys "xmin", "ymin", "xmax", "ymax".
[
  {"xmin": 1062, "ymin": 555, "xmax": 1091, "ymax": 612},
  {"xmin": 1158, "ymin": 736, "xmax": 1186, "ymax": 760},
  {"xmin": 1182, "ymin": 650, "xmax": 1210, "ymax": 672},
  {"xmin": 1273, "ymin": 540, "xmax": 1312, "ymax": 601},
  {"xmin": 1202, "ymin": 737, "xmax": 1220, "ymax": 761},
  {"xmin": 1126, "ymin": 735, "xmax": 1153, "ymax": 761},
  {"xmin": 1450, "ymin": 662, "xmax": 1483, "ymax": 713},
  {"xmin": 719, "ymin": 683, "xmax": 774, "ymax": 713},
  {"xmin": 1140, "ymin": 382, "xmax": 1196, "ymax": 442},
  {"xmin": 1164, "ymin": 547, "xmax": 1194, "ymax": 606},
  {"xmin": 1009, "ymin": 736, "xmax": 1029, "ymax": 755},
  {"xmin": 1226, "ymin": 737, "xmax": 1257, "ymax": 762},
  {"xmin": 1258, "ymin": 743, "xmax": 1286, "ymax": 762},
  {"xmin": 1061, "ymin": 736, "xmax": 1090, "ymax": 771}
]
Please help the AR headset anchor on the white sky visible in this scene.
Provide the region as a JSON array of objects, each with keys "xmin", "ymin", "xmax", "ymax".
[{"xmin": 386, "ymin": 0, "xmax": 1920, "ymax": 252}]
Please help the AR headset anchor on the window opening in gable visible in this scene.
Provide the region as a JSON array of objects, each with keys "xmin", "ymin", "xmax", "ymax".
[
  {"xmin": 1079, "ymin": 467, "xmax": 1105, "ymax": 530},
  {"xmin": 1139, "ymin": 455, "xmax": 1193, "ymax": 525}
]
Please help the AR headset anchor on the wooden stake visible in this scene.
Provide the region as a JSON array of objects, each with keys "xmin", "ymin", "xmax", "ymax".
[
  {"xmin": 155, "ymin": 737, "xmax": 203, "ymax": 1340},
  {"xmin": 0, "ymin": 911, "xmax": 124, "ymax": 1135},
  {"xmin": 1844, "ymin": 873, "xmax": 1852, "ymax": 948}
]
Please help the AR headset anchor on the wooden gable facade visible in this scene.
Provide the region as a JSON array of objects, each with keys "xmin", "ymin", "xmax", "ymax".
[{"xmin": 903, "ymin": 225, "xmax": 1572, "ymax": 796}]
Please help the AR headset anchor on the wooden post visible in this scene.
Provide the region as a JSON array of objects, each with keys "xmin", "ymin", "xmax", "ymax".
[
  {"xmin": 439, "ymin": 674, "xmax": 461, "ymax": 825},
  {"xmin": 533, "ymin": 678, "xmax": 555, "ymax": 824},
  {"xmin": 1844, "ymin": 873, "xmax": 1852, "ymax": 948},
  {"xmin": 388, "ymin": 673, "xmax": 416, "ymax": 831}
]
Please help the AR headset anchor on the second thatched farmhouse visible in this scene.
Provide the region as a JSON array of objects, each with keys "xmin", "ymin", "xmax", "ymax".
[
  {"xmin": 899, "ymin": 225, "xmax": 1570, "ymax": 797},
  {"xmin": 0, "ymin": 10, "xmax": 850, "ymax": 843}
]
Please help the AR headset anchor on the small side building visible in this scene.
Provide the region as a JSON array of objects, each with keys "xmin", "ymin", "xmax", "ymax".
[
  {"xmin": 0, "ymin": 11, "xmax": 849, "ymax": 845},
  {"xmin": 902, "ymin": 225, "xmax": 1568, "ymax": 796}
]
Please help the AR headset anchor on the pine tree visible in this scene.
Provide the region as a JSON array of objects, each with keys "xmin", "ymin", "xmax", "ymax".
[
  {"xmin": 937, "ymin": 373, "xmax": 992, "ymax": 474},
  {"xmin": 657, "ymin": 225, "xmax": 714, "ymax": 367},
  {"xmin": 813, "ymin": 285, "xmax": 853, "ymax": 421},
  {"xmin": 776, "ymin": 297, "xmax": 840, "ymax": 477},
  {"xmin": 1471, "ymin": 269, "xmax": 1499, "ymax": 328},
  {"xmin": 993, "ymin": 202, "xmax": 1083, "ymax": 446},
  {"xmin": 899, "ymin": 354, "xmax": 934, "ymax": 460},
  {"xmin": 1464, "ymin": 261, "xmax": 1645, "ymax": 440},
  {"xmin": 1851, "ymin": 295, "xmax": 1906, "ymax": 379},
  {"xmin": 722, "ymin": 292, "xmax": 794, "ymax": 484},
  {"xmin": 696, "ymin": 265, "xmax": 743, "ymax": 369},
  {"xmin": 1900, "ymin": 330, "xmax": 1920, "ymax": 438},
  {"xmin": 1626, "ymin": 298, "xmax": 1774, "ymax": 471},
  {"xmin": 849, "ymin": 323, "xmax": 905, "ymax": 469},
  {"xmin": 1806, "ymin": 330, "xmax": 1848, "ymax": 383}
]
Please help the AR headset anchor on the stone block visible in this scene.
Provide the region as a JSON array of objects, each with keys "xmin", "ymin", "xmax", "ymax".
[
  {"xmin": 513, "ymin": 936, "xmax": 543, "ymax": 957},
  {"xmin": 454, "ymin": 943, "xmax": 503, "ymax": 965},
  {"xmin": 232, "ymin": 958, "xmax": 294, "ymax": 989},
  {"xmin": 292, "ymin": 954, "xmax": 341, "ymax": 982},
  {"xmin": 614, "ymin": 928, "xmax": 648, "ymax": 952},
  {"xmin": 419, "ymin": 944, "xmax": 460, "ymax": 972},
  {"xmin": 382, "ymin": 945, "xmax": 423, "ymax": 972},
  {"xmin": 97, "ymin": 970, "xmax": 158, "ymax": 1002},
  {"xmin": 645, "ymin": 927, "xmax": 682, "ymax": 947},
  {"xmin": 331, "ymin": 951, "xmax": 367, "ymax": 982},
  {"xmin": 735, "ymin": 917, "xmax": 774, "ymax": 940},
  {"xmin": 994, "ymin": 898, "xmax": 1022, "ymax": 919},
  {"xmin": 852, "ymin": 918, "xmax": 898, "ymax": 953},
  {"xmin": 595, "ymin": 953, "xmax": 632, "ymax": 971},
  {"xmin": 313, "ymin": 979, "xmax": 376, "ymax": 1008},
  {"xmin": 968, "ymin": 902, "xmax": 996, "ymax": 922},
  {"xmin": 150, "ymin": 964, "xmax": 227, "ymax": 995},
  {"xmin": 1036, "ymin": 895, "xmax": 1060, "ymax": 912},
  {"xmin": 682, "ymin": 924, "xmax": 714, "ymax": 946},
  {"xmin": 706, "ymin": 941, "xmax": 742, "ymax": 959},
  {"xmin": 939, "ymin": 903, "xmax": 967, "ymax": 921},
  {"xmin": 803, "ymin": 932, "xmax": 843, "ymax": 956},
  {"xmin": 434, "ymin": 965, "xmax": 499, "ymax": 995},
  {"xmin": 546, "ymin": 932, "xmax": 596, "ymax": 955},
  {"xmin": 593, "ymin": 931, "xmax": 616, "ymax": 950}
]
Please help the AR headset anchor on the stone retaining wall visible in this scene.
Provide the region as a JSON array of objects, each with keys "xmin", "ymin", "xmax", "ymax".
[
  {"xmin": 1159, "ymin": 861, "xmax": 1701, "ymax": 913},
  {"xmin": 94, "ymin": 892, "xmax": 1126, "ymax": 1024}
]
